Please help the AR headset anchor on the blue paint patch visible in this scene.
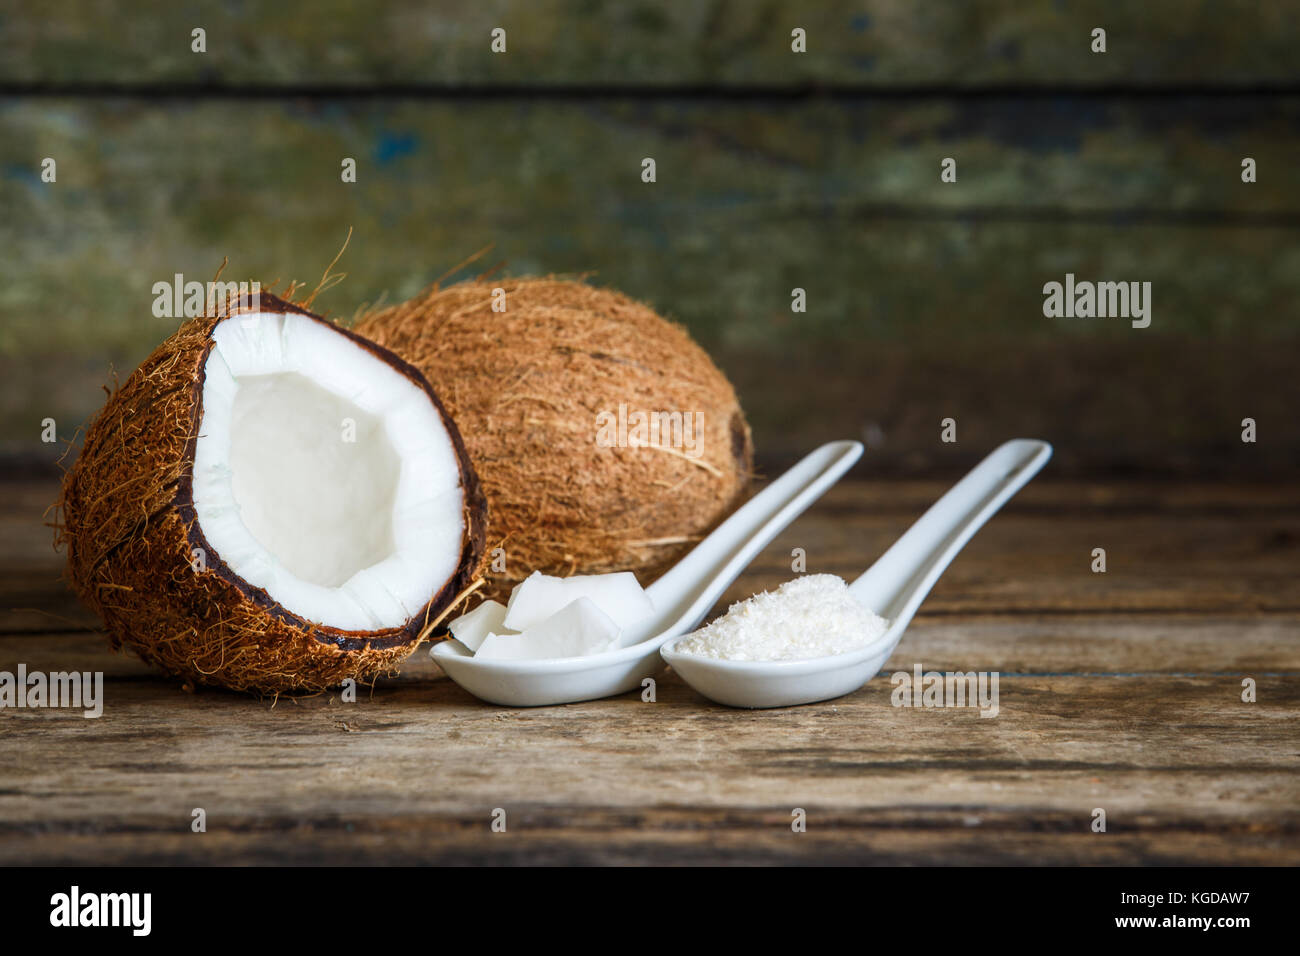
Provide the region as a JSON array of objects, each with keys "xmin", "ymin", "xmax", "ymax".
[
  {"xmin": 852, "ymin": 54, "xmax": 876, "ymax": 71},
  {"xmin": 935, "ymin": 99, "xmax": 1117, "ymax": 154},
  {"xmin": 373, "ymin": 131, "xmax": 418, "ymax": 165},
  {"xmin": 850, "ymin": 13, "xmax": 872, "ymax": 32},
  {"xmin": 4, "ymin": 164, "xmax": 44, "ymax": 188}
]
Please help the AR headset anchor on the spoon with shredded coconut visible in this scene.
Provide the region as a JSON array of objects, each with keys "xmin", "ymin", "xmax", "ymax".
[
  {"xmin": 671, "ymin": 574, "xmax": 888, "ymax": 662},
  {"xmin": 662, "ymin": 439, "xmax": 1052, "ymax": 707}
]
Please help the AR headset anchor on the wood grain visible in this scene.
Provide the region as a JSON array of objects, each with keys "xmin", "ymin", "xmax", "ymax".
[
  {"xmin": 2, "ymin": 1, "xmax": 1296, "ymax": 88},
  {"xmin": 6, "ymin": 476, "xmax": 1300, "ymax": 629},
  {"xmin": 1, "ymin": 476, "xmax": 1296, "ymax": 864},
  {"xmin": 2, "ymin": 98, "xmax": 1298, "ymax": 470},
  {"xmin": 0, "ymin": 669, "xmax": 1294, "ymax": 865}
]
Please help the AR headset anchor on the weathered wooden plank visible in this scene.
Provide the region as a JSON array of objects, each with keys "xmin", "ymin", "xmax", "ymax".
[
  {"xmin": 7, "ymin": 340, "xmax": 1300, "ymax": 476},
  {"xmin": 2, "ymin": 1, "xmax": 1297, "ymax": 88},
  {"xmin": 734, "ymin": 338, "xmax": 1300, "ymax": 473},
  {"xmin": 2, "ymin": 98, "xmax": 1298, "ymax": 469},
  {"xmin": 3, "ymin": 611, "xmax": 1297, "ymax": 680},
  {"xmin": 2, "ymin": 474, "xmax": 1295, "ymax": 865},
  {"xmin": 1, "ymin": 808, "xmax": 1293, "ymax": 866},
  {"xmin": 0, "ymin": 673, "xmax": 1295, "ymax": 864},
  {"xmin": 4, "ymin": 478, "xmax": 1299, "ymax": 633},
  {"xmin": 6, "ymin": 97, "xmax": 1296, "ymax": 357}
]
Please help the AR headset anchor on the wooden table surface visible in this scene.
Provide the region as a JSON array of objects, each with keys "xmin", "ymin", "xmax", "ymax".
[{"xmin": 1, "ymin": 474, "xmax": 1296, "ymax": 865}]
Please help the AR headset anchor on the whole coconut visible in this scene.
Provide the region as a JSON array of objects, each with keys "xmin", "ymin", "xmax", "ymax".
[{"xmin": 356, "ymin": 278, "xmax": 753, "ymax": 599}]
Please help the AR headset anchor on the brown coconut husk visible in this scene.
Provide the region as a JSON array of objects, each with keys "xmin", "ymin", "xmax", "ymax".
[
  {"xmin": 55, "ymin": 289, "xmax": 487, "ymax": 695},
  {"xmin": 356, "ymin": 277, "xmax": 754, "ymax": 601}
]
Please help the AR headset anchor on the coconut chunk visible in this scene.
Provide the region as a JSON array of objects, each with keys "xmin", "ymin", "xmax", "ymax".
[
  {"xmin": 503, "ymin": 571, "xmax": 654, "ymax": 633},
  {"xmin": 475, "ymin": 598, "xmax": 621, "ymax": 660},
  {"xmin": 446, "ymin": 599, "xmax": 510, "ymax": 652}
]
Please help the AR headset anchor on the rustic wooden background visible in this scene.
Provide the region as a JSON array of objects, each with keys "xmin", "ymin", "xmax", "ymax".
[
  {"xmin": 1, "ymin": 0, "xmax": 1298, "ymax": 474},
  {"xmin": 1, "ymin": 1, "xmax": 1297, "ymax": 865}
]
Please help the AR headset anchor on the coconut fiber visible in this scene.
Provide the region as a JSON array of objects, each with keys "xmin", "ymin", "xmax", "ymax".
[
  {"xmin": 357, "ymin": 277, "xmax": 754, "ymax": 600},
  {"xmin": 56, "ymin": 291, "xmax": 486, "ymax": 695}
]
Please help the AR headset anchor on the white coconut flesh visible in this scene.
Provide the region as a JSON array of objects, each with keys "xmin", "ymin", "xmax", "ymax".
[{"xmin": 191, "ymin": 309, "xmax": 467, "ymax": 633}]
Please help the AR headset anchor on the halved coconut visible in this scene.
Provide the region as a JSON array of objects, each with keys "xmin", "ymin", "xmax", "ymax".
[{"xmin": 58, "ymin": 290, "xmax": 486, "ymax": 694}]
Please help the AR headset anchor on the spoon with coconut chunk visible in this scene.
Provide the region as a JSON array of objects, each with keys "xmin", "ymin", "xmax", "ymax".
[
  {"xmin": 661, "ymin": 439, "xmax": 1052, "ymax": 708},
  {"xmin": 429, "ymin": 440, "xmax": 863, "ymax": 706}
]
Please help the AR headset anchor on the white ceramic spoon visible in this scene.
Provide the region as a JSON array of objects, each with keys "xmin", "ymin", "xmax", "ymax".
[
  {"xmin": 430, "ymin": 440, "xmax": 864, "ymax": 706},
  {"xmin": 661, "ymin": 439, "xmax": 1052, "ymax": 708}
]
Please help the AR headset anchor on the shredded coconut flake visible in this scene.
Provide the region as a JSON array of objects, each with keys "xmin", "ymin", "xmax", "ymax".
[{"xmin": 674, "ymin": 574, "xmax": 889, "ymax": 661}]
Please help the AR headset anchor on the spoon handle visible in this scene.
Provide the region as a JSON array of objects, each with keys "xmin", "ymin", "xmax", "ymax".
[
  {"xmin": 849, "ymin": 439, "xmax": 1052, "ymax": 624},
  {"xmin": 644, "ymin": 440, "xmax": 863, "ymax": 632}
]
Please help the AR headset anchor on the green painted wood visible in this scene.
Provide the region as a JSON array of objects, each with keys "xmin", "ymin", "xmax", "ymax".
[
  {"xmin": 1, "ymin": 97, "xmax": 1297, "ymax": 471},
  {"xmin": 2, "ymin": 1, "xmax": 1298, "ymax": 87}
]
